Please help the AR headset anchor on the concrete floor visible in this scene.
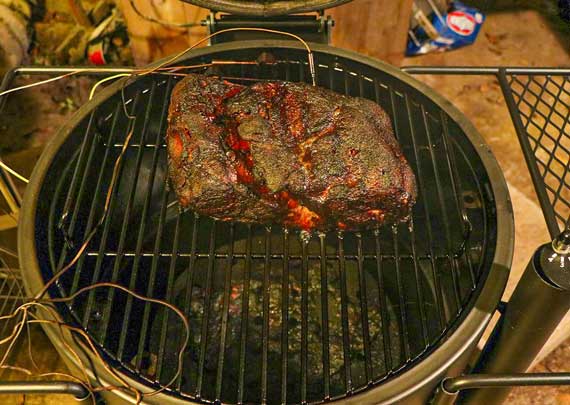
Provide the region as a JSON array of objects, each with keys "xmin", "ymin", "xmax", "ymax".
[{"xmin": 1, "ymin": 3, "xmax": 570, "ymax": 405}]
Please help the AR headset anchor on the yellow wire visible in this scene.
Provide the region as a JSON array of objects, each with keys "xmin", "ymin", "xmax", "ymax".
[
  {"xmin": 88, "ymin": 73, "xmax": 132, "ymax": 100},
  {"xmin": 0, "ymin": 160, "xmax": 29, "ymax": 183},
  {"xmin": 0, "ymin": 72, "xmax": 129, "ymax": 184}
]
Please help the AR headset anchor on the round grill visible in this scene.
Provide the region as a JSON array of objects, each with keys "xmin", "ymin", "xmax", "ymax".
[{"xmin": 19, "ymin": 42, "xmax": 513, "ymax": 404}]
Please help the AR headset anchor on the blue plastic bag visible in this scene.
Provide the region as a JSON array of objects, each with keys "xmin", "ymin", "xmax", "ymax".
[{"xmin": 407, "ymin": 1, "xmax": 485, "ymax": 56}]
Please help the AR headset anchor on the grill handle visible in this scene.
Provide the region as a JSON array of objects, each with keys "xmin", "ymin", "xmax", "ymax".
[
  {"xmin": 0, "ymin": 381, "xmax": 90, "ymax": 401},
  {"xmin": 455, "ymin": 223, "xmax": 570, "ymax": 405}
]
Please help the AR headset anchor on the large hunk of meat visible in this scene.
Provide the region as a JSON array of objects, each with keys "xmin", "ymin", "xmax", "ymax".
[{"xmin": 166, "ymin": 74, "xmax": 416, "ymax": 231}]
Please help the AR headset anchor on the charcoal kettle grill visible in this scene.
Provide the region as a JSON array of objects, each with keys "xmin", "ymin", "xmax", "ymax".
[{"xmin": 3, "ymin": 1, "xmax": 570, "ymax": 404}]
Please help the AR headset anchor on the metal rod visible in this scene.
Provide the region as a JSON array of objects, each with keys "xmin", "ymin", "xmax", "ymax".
[
  {"xmin": 300, "ymin": 241, "xmax": 309, "ymax": 403},
  {"xmin": 391, "ymin": 226, "xmax": 411, "ymax": 360},
  {"xmin": 83, "ymin": 101, "xmax": 133, "ymax": 328},
  {"xmin": 12, "ymin": 66, "xmax": 136, "ymax": 75},
  {"xmin": 215, "ymin": 223, "xmax": 235, "ymax": 399},
  {"xmin": 261, "ymin": 227, "xmax": 271, "ymax": 403},
  {"xmin": 356, "ymin": 234, "xmax": 372, "ymax": 383},
  {"xmin": 134, "ymin": 169, "xmax": 170, "ymax": 368},
  {"xmin": 337, "ymin": 232, "xmax": 353, "ymax": 392},
  {"xmin": 402, "ymin": 66, "xmax": 500, "ymax": 75},
  {"xmin": 176, "ymin": 213, "xmax": 199, "ymax": 390},
  {"xmin": 118, "ymin": 79, "xmax": 172, "ymax": 360},
  {"xmin": 0, "ymin": 381, "xmax": 89, "ymax": 400},
  {"xmin": 422, "ymin": 104, "xmax": 462, "ymax": 307},
  {"xmin": 445, "ymin": 373, "xmax": 570, "ymax": 393},
  {"xmin": 318, "ymin": 233, "xmax": 331, "ymax": 398},
  {"xmin": 100, "ymin": 90, "xmax": 146, "ymax": 343},
  {"xmin": 156, "ymin": 212, "xmax": 182, "ymax": 381},
  {"xmin": 213, "ymin": 19, "xmax": 323, "ymax": 29},
  {"xmin": 374, "ymin": 232, "xmax": 393, "ymax": 372},
  {"xmin": 196, "ymin": 221, "xmax": 217, "ymax": 397},
  {"xmin": 280, "ymin": 229, "xmax": 289, "ymax": 404},
  {"xmin": 238, "ymin": 225, "xmax": 252, "ymax": 404},
  {"xmin": 83, "ymin": 251, "xmax": 432, "ymax": 260},
  {"xmin": 57, "ymin": 108, "xmax": 98, "ymax": 250},
  {"xmin": 403, "ymin": 92, "xmax": 448, "ymax": 324},
  {"xmin": 402, "ymin": 66, "xmax": 570, "ymax": 75}
]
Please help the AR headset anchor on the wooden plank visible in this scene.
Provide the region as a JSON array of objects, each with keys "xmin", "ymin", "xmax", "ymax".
[
  {"xmin": 117, "ymin": 0, "xmax": 207, "ymax": 65},
  {"xmin": 329, "ymin": 0, "xmax": 414, "ymax": 65}
]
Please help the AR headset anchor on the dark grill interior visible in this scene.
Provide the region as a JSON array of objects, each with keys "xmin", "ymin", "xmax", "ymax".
[{"xmin": 34, "ymin": 48, "xmax": 498, "ymax": 404}]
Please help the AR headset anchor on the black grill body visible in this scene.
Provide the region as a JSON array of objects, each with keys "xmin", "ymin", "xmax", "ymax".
[{"xmin": 18, "ymin": 41, "xmax": 513, "ymax": 405}]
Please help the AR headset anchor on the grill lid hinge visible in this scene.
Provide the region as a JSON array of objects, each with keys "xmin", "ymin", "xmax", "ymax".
[{"xmin": 202, "ymin": 11, "xmax": 334, "ymax": 44}]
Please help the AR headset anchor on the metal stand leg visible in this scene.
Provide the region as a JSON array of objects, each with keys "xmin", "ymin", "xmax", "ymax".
[{"xmin": 458, "ymin": 227, "xmax": 570, "ymax": 404}]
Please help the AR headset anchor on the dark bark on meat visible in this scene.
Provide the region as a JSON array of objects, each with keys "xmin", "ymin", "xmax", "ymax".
[{"xmin": 167, "ymin": 74, "xmax": 416, "ymax": 231}]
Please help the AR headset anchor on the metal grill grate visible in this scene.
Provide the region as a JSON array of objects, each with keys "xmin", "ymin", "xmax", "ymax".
[
  {"xmin": 30, "ymin": 49, "xmax": 499, "ymax": 404},
  {"xmin": 402, "ymin": 66, "xmax": 570, "ymax": 237},
  {"xmin": 507, "ymin": 73, "xmax": 570, "ymax": 232}
]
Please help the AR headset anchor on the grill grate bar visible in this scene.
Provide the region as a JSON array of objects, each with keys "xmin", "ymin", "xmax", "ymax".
[
  {"xmin": 388, "ymin": 87, "xmax": 445, "ymax": 328},
  {"xmin": 300, "ymin": 242, "xmax": 309, "ymax": 403},
  {"xmin": 280, "ymin": 230, "xmax": 290, "ymax": 404},
  {"xmin": 402, "ymin": 92, "xmax": 448, "ymax": 326},
  {"xmin": 319, "ymin": 234, "xmax": 331, "ymax": 398},
  {"xmin": 439, "ymin": 111, "xmax": 477, "ymax": 288},
  {"xmin": 356, "ymin": 233, "xmax": 373, "ymax": 381},
  {"xmin": 134, "ymin": 172, "xmax": 170, "ymax": 370},
  {"xmin": 100, "ymin": 90, "xmax": 150, "ymax": 344},
  {"xmin": 176, "ymin": 213, "xmax": 199, "ymax": 390},
  {"xmin": 195, "ymin": 222, "xmax": 217, "ymax": 398},
  {"xmin": 156, "ymin": 211, "xmax": 182, "ymax": 379},
  {"xmin": 337, "ymin": 233, "xmax": 353, "ymax": 392},
  {"xmin": 421, "ymin": 105, "xmax": 462, "ymax": 311},
  {"xmin": 73, "ymin": 102, "xmax": 120, "ymax": 320},
  {"xmin": 374, "ymin": 231, "xmax": 393, "ymax": 372},
  {"xmin": 215, "ymin": 224, "xmax": 235, "ymax": 399},
  {"xmin": 82, "ymin": 96, "xmax": 141, "ymax": 329},
  {"xmin": 117, "ymin": 79, "xmax": 172, "ymax": 360},
  {"xmin": 261, "ymin": 227, "xmax": 272, "ymax": 403},
  {"xmin": 66, "ymin": 111, "xmax": 104, "ymax": 291},
  {"xmin": 392, "ymin": 226, "xmax": 410, "ymax": 360},
  {"xmin": 82, "ymin": 251, "xmax": 449, "ymax": 261},
  {"xmin": 237, "ymin": 225, "xmax": 253, "ymax": 404},
  {"xmin": 57, "ymin": 109, "xmax": 97, "ymax": 250},
  {"xmin": 408, "ymin": 219, "xmax": 429, "ymax": 348}
]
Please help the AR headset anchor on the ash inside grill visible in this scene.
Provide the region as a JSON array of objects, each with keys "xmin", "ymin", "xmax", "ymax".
[
  {"xmin": 35, "ymin": 48, "xmax": 498, "ymax": 404},
  {"xmin": 145, "ymin": 227, "xmax": 408, "ymax": 403}
]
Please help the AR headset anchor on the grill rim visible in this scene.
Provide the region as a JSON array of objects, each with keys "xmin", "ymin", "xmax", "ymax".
[{"xmin": 18, "ymin": 40, "xmax": 514, "ymax": 404}]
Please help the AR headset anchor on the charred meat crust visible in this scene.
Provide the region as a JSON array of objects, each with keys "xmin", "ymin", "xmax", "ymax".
[{"xmin": 167, "ymin": 74, "xmax": 417, "ymax": 230}]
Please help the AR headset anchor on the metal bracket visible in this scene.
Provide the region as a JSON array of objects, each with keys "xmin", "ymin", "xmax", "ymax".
[{"xmin": 203, "ymin": 11, "xmax": 334, "ymax": 44}]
